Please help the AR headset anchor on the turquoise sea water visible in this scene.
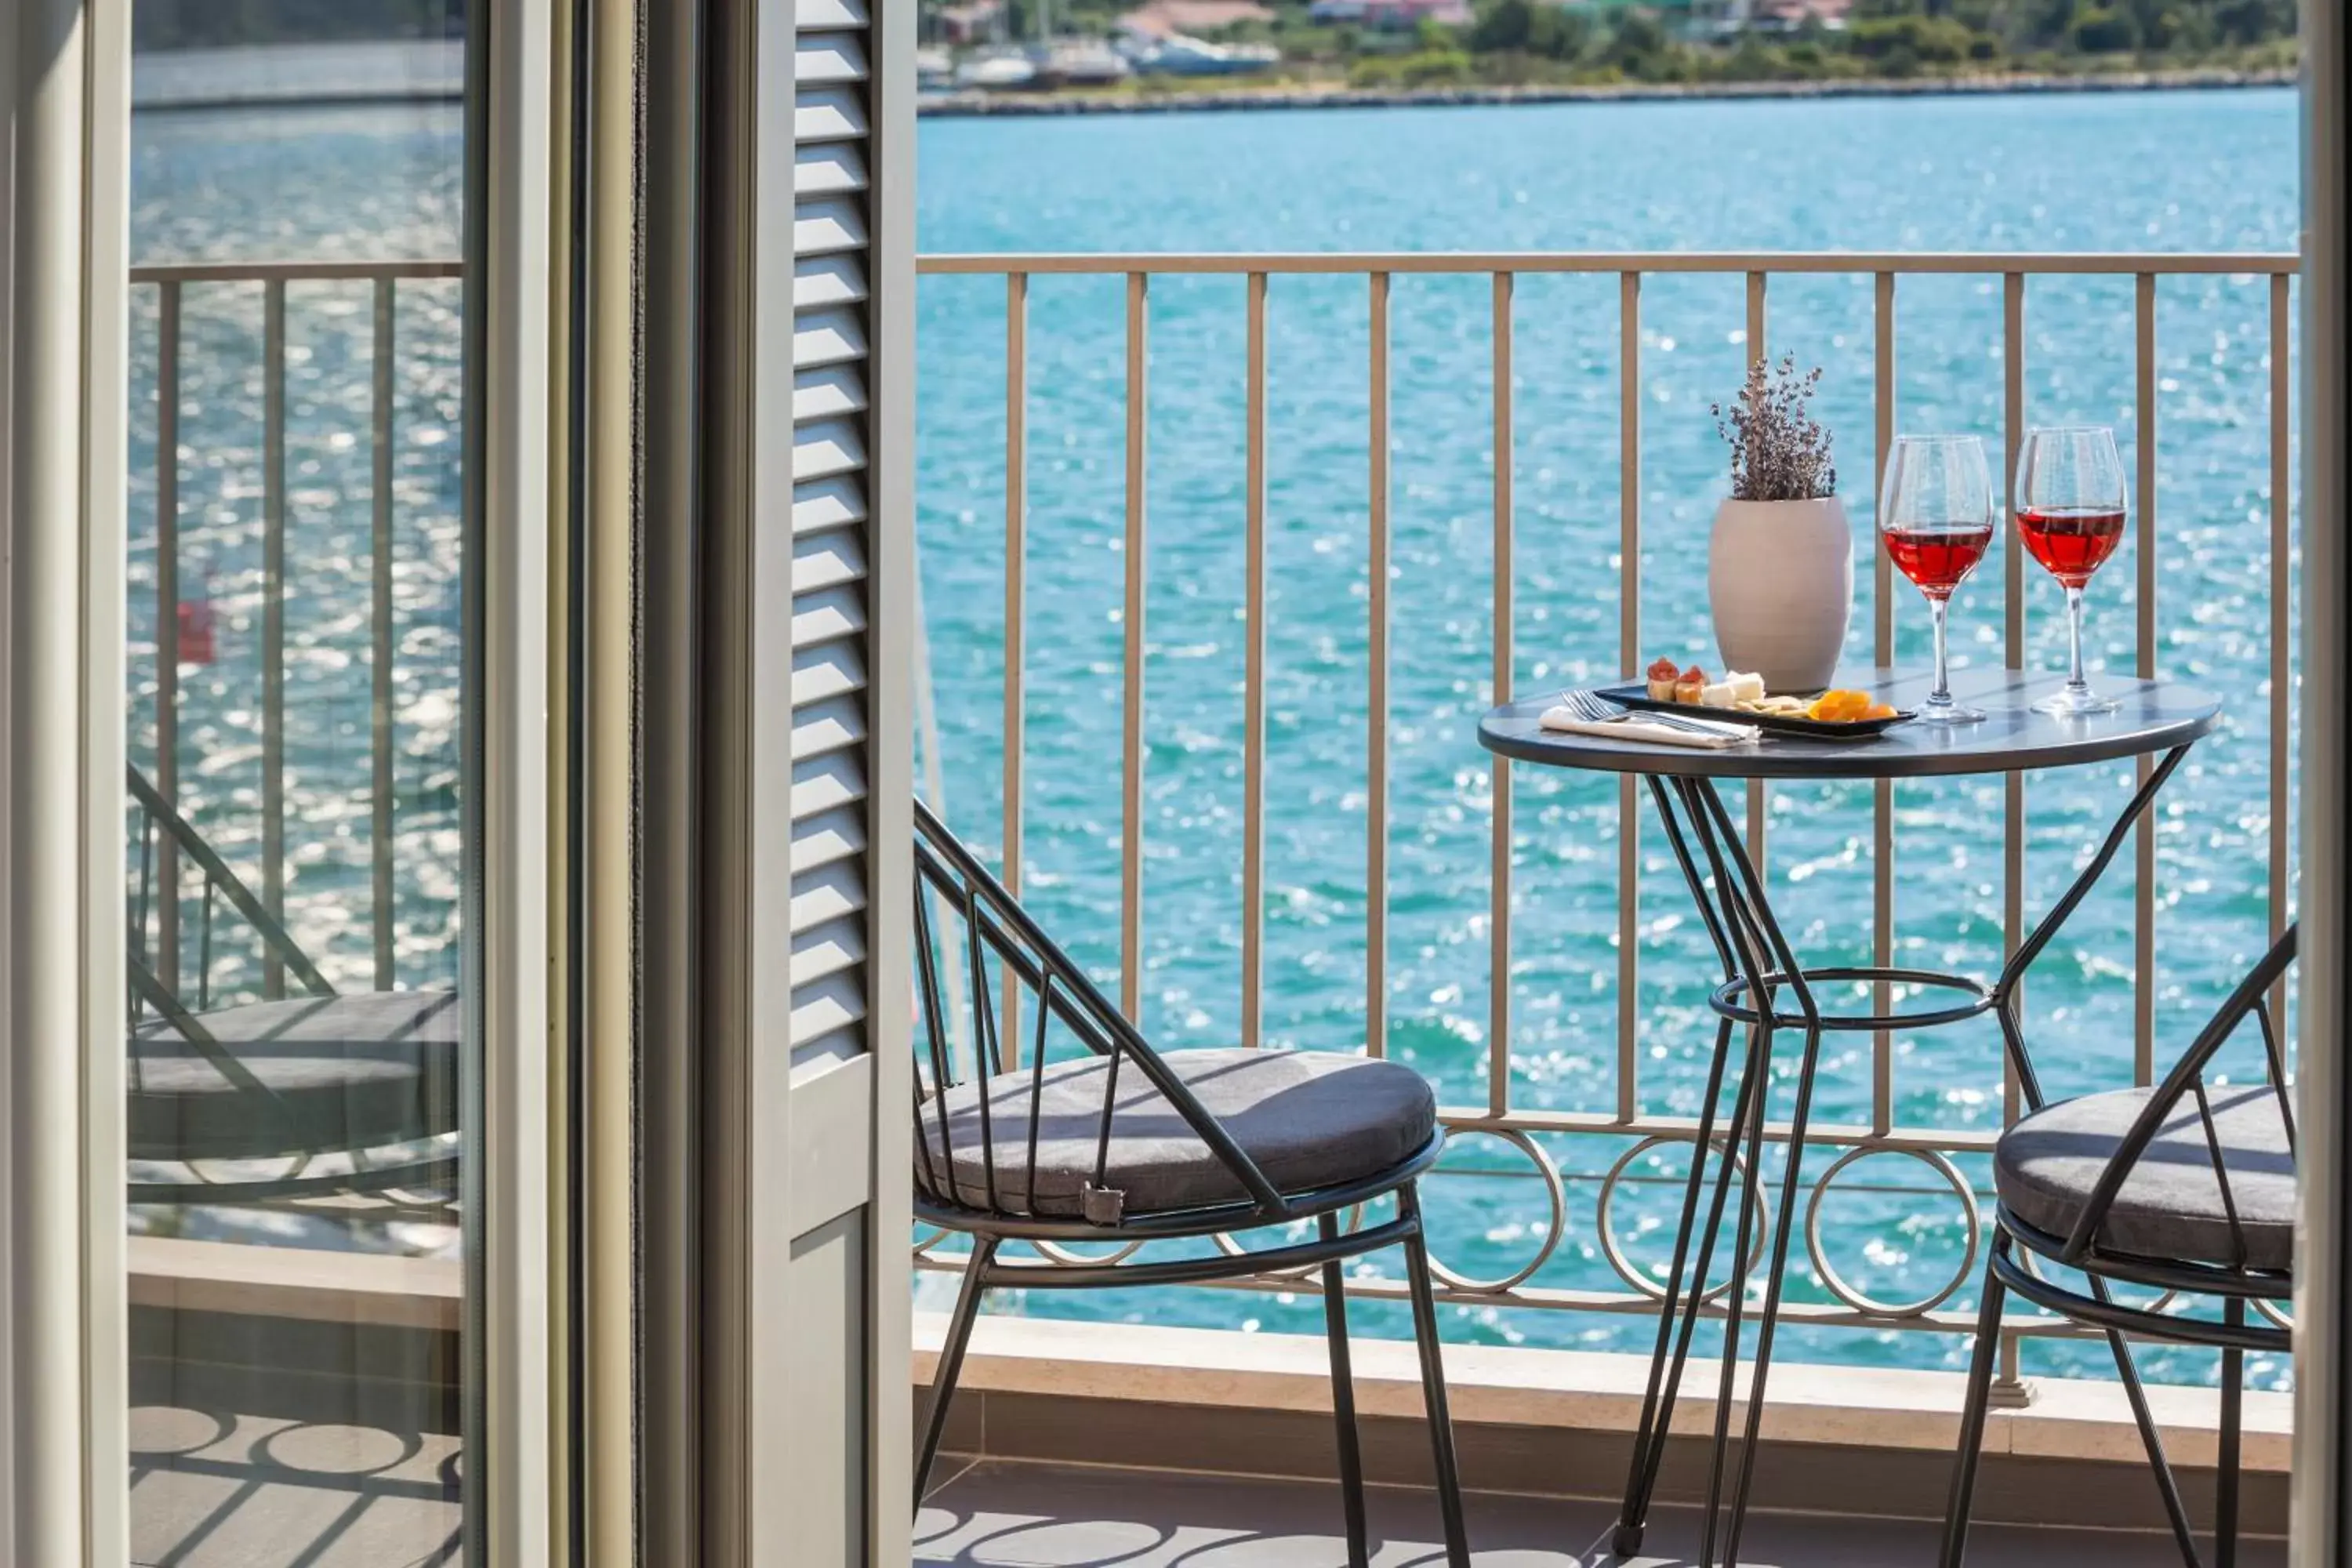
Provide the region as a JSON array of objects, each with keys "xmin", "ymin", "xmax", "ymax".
[{"xmin": 912, "ymin": 88, "xmax": 2301, "ymax": 1388}]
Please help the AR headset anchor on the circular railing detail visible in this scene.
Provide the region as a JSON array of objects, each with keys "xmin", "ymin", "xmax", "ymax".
[
  {"xmin": 1421, "ymin": 1128, "xmax": 1567, "ymax": 1294},
  {"xmin": 1597, "ymin": 1135, "xmax": 1769, "ymax": 1305},
  {"xmin": 1801, "ymin": 1145, "xmax": 1980, "ymax": 1317}
]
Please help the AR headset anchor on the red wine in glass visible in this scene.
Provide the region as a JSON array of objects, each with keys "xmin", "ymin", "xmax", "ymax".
[
  {"xmin": 1878, "ymin": 434, "xmax": 1995, "ymax": 723},
  {"xmin": 2016, "ymin": 506, "xmax": 2126, "ymax": 589},
  {"xmin": 2013, "ymin": 427, "xmax": 2129, "ymax": 715},
  {"xmin": 1884, "ymin": 522, "xmax": 1994, "ymax": 600}
]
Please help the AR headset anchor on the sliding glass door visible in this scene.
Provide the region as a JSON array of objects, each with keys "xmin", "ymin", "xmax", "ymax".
[{"xmin": 122, "ymin": 5, "xmax": 482, "ymax": 1563}]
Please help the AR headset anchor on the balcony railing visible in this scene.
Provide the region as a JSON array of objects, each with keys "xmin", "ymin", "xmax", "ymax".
[
  {"xmin": 130, "ymin": 256, "xmax": 466, "ymax": 1011},
  {"xmin": 909, "ymin": 249, "xmax": 2300, "ymax": 1388}
]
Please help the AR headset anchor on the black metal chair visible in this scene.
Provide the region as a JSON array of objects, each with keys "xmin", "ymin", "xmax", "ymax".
[
  {"xmin": 1942, "ymin": 924, "xmax": 2297, "ymax": 1568},
  {"xmin": 910, "ymin": 799, "xmax": 1472, "ymax": 1566},
  {"xmin": 126, "ymin": 764, "xmax": 463, "ymax": 1216}
]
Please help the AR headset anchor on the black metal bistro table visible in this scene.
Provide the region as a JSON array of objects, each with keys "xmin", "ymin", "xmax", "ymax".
[{"xmin": 1478, "ymin": 666, "xmax": 2220, "ymax": 1568}]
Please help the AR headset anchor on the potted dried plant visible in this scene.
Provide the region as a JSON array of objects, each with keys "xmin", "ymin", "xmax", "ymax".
[{"xmin": 1708, "ymin": 355, "xmax": 1849, "ymax": 692}]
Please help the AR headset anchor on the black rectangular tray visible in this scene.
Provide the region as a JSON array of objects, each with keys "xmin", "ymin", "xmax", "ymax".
[{"xmin": 1594, "ymin": 681, "xmax": 1915, "ymax": 740}]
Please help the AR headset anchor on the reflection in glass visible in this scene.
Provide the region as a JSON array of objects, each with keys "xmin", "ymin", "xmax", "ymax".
[{"xmin": 125, "ymin": 4, "xmax": 473, "ymax": 1561}]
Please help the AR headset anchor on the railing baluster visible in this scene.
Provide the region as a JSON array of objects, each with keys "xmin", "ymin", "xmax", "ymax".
[
  {"xmin": 2134, "ymin": 273, "xmax": 2159, "ymax": 1087},
  {"xmin": 1490, "ymin": 271, "xmax": 1515, "ymax": 1116},
  {"xmin": 1745, "ymin": 271, "xmax": 1768, "ymax": 871},
  {"xmin": 1369, "ymin": 272, "xmax": 1392, "ymax": 1060},
  {"xmin": 1997, "ymin": 263, "xmax": 2029, "ymax": 1452},
  {"xmin": 156, "ymin": 279, "xmax": 183, "ymax": 999},
  {"xmin": 1618, "ymin": 270, "xmax": 1642, "ymax": 1122},
  {"xmin": 1001, "ymin": 270, "xmax": 1027, "ymax": 1068},
  {"xmin": 2002, "ymin": 272, "xmax": 2027, "ymax": 1130},
  {"xmin": 2269, "ymin": 273, "xmax": 2292, "ymax": 1033},
  {"xmin": 263, "ymin": 276, "xmax": 289, "ymax": 1000},
  {"xmin": 1243, "ymin": 270, "xmax": 1269, "ymax": 1048},
  {"xmin": 372, "ymin": 273, "xmax": 397, "ymax": 991},
  {"xmin": 1122, "ymin": 271, "xmax": 1149, "ymax": 1023},
  {"xmin": 1872, "ymin": 271, "xmax": 1896, "ymax": 1135}
]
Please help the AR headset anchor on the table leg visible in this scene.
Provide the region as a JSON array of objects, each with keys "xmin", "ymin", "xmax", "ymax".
[
  {"xmin": 1686, "ymin": 779, "xmax": 1827, "ymax": 1568},
  {"xmin": 1611, "ymin": 781, "xmax": 1752, "ymax": 1555},
  {"xmin": 1611, "ymin": 777, "xmax": 1809, "ymax": 1563}
]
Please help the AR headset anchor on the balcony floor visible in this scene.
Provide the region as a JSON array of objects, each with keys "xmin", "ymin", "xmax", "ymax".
[{"xmin": 919, "ymin": 1457, "xmax": 2287, "ymax": 1567}]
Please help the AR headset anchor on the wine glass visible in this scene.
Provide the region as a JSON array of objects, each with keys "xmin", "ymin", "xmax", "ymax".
[
  {"xmin": 1879, "ymin": 434, "xmax": 1994, "ymax": 724},
  {"xmin": 2014, "ymin": 426, "xmax": 2128, "ymax": 717}
]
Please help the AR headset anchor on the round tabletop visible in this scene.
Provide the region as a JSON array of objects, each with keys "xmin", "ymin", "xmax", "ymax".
[{"xmin": 1479, "ymin": 668, "xmax": 2221, "ymax": 780}]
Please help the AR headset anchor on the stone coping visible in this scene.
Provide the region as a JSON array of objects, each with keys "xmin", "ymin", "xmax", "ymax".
[{"xmin": 916, "ymin": 1310, "xmax": 2292, "ymax": 1474}]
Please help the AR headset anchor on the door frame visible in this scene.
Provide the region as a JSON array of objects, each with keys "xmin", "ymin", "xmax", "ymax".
[
  {"xmin": 2293, "ymin": 4, "xmax": 2350, "ymax": 1564},
  {"xmin": 4, "ymin": 0, "xmax": 570, "ymax": 1560}
]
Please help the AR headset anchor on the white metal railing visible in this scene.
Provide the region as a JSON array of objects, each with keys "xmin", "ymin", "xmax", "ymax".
[
  {"xmin": 131, "ymin": 257, "xmax": 464, "ymax": 1004},
  {"xmin": 913, "ymin": 249, "xmax": 2300, "ymax": 1371}
]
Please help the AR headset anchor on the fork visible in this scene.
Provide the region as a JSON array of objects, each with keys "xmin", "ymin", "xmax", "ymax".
[{"xmin": 1559, "ymin": 688, "xmax": 1751, "ymax": 738}]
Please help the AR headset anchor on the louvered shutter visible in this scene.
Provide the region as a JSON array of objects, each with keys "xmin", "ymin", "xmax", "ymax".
[
  {"xmin": 753, "ymin": 0, "xmax": 913, "ymax": 1562},
  {"xmin": 790, "ymin": 0, "xmax": 875, "ymax": 1069}
]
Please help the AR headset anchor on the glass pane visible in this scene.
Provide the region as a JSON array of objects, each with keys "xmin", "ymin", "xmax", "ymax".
[{"xmin": 124, "ymin": 5, "xmax": 475, "ymax": 1563}]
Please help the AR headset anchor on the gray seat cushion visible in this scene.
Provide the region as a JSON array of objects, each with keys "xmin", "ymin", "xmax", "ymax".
[
  {"xmin": 129, "ymin": 991, "xmax": 462, "ymax": 1162},
  {"xmin": 1994, "ymin": 1083, "xmax": 2294, "ymax": 1271},
  {"xmin": 922, "ymin": 1047, "xmax": 1438, "ymax": 1218}
]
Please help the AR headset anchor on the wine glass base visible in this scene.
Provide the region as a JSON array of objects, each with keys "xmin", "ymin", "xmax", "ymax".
[
  {"xmin": 2033, "ymin": 688, "xmax": 2120, "ymax": 718},
  {"xmin": 1915, "ymin": 702, "xmax": 1987, "ymax": 725}
]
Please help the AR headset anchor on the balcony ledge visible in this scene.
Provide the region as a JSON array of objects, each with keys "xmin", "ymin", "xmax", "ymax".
[{"xmin": 920, "ymin": 1312, "xmax": 2288, "ymax": 1533}]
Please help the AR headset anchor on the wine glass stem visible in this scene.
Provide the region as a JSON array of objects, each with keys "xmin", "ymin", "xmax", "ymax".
[
  {"xmin": 1929, "ymin": 596, "xmax": 1952, "ymax": 706},
  {"xmin": 2064, "ymin": 585, "xmax": 2089, "ymax": 693}
]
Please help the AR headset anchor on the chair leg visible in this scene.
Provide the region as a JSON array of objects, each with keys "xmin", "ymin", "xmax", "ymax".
[
  {"xmin": 1939, "ymin": 1233, "xmax": 2009, "ymax": 1568},
  {"xmin": 916, "ymin": 1236, "xmax": 997, "ymax": 1508},
  {"xmin": 1400, "ymin": 1184, "xmax": 1471, "ymax": 1568},
  {"xmin": 2216, "ymin": 1300, "xmax": 2245, "ymax": 1568},
  {"xmin": 2095, "ymin": 1298, "xmax": 2205, "ymax": 1568},
  {"xmin": 1319, "ymin": 1213, "xmax": 1370, "ymax": 1568}
]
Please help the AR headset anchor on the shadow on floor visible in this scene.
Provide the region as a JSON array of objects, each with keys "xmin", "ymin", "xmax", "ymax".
[{"xmin": 919, "ymin": 1459, "xmax": 2287, "ymax": 1568}]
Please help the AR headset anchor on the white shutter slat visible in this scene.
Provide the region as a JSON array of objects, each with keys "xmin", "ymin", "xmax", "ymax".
[
  {"xmin": 791, "ymin": 750, "xmax": 868, "ymax": 825},
  {"xmin": 789, "ymin": 918, "xmax": 867, "ymax": 989},
  {"xmin": 791, "ymin": 970, "xmax": 869, "ymax": 1044},
  {"xmin": 791, "ymin": 640, "xmax": 866, "ymax": 710},
  {"xmin": 794, "ymin": 307, "xmax": 868, "ymax": 369},
  {"xmin": 796, "ymin": 140, "xmax": 867, "ymax": 198},
  {"xmin": 796, "ymin": 254, "xmax": 869, "ymax": 310},
  {"xmin": 795, "ymin": 87, "xmax": 869, "ymax": 145},
  {"xmin": 792, "ymin": 695, "xmax": 867, "ymax": 763},
  {"xmin": 791, "ymin": 584, "xmax": 867, "ymax": 652},
  {"xmin": 795, "ymin": 198, "xmax": 867, "ymax": 259},
  {"xmin": 793, "ymin": 419, "xmax": 866, "ymax": 485},
  {"xmin": 794, "ymin": 529, "xmax": 868, "ymax": 595},
  {"xmin": 792, "ymin": 860, "xmax": 869, "ymax": 938},
  {"xmin": 797, "ymin": 0, "xmax": 869, "ymax": 27},
  {"xmin": 794, "ymin": 364, "xmax": 869, "ymax": 424},
  {"xmin": 796, "ymin": 33, "xmax": 869, "ymax": 87},
  {"xmin": 793, "ymin": 475, "xmax": 868, "ymax": 536}
]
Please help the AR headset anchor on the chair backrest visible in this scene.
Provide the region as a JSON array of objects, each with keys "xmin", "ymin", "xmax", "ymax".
[
  {"xmin": 909, "ymin": 799, "xmax": 1286, "ymax": 1228},
  {"xmin": 2058, "ymin": 924, "xmax": 2299, "ymax": 1271}
]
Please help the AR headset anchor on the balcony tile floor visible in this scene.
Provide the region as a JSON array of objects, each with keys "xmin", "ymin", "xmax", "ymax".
[{"xmin": 920, "ymin": 1459, "xmax": 2286, "ymax": 1567}]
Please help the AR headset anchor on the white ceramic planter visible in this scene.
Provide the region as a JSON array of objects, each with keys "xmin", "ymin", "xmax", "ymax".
[{"xmin": 1707, "ymin": 495, "xmax": 1853, "ymax": 693}]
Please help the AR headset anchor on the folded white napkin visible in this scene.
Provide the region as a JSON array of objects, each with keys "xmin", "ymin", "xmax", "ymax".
[{"xmin": 1538, "ymin": 708, "xmax": 1757, "ymax": 750}]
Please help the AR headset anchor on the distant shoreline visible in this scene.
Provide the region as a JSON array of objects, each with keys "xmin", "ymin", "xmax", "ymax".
[
  {"xmin": 127, "ymin": 40, "xmax": 2291, "ymax": 118},
  {"xmin": 918, "ymin": 65, "xmax": 2296, "ymax": 118}
]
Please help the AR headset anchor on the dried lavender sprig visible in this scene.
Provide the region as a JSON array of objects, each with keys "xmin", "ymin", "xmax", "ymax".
[{"xmin": 1714, "ymin": 354, "xmax": 1836, "ymax": 503}]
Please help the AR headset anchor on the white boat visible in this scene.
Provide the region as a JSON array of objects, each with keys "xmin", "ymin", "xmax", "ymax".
[
  {"xmin": 916, "ymin": 46, "xmax": 956, "ymax": 90},
  {"xmin": 955, "ymin": 46, "xmax": 1037, "ymax": 90},
  {"xmin": 1125, "ymin": 32, "xmax": 1280, "ymax": 77},
  {"xmin": 1033, "ymin": 39, "xmax": 1132, "ymax": 88}
]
